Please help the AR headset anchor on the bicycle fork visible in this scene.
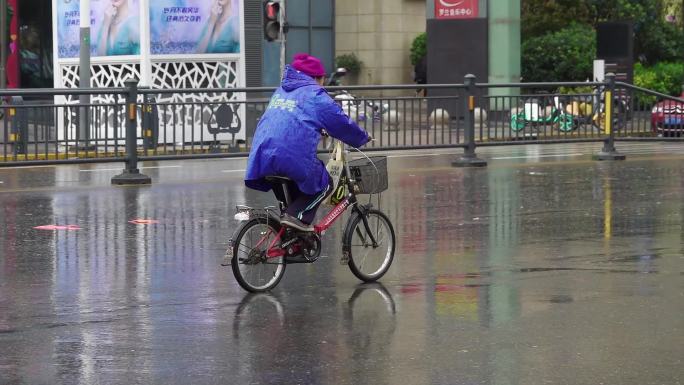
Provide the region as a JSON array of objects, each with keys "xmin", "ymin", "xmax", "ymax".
[
  {"xmin": 355, "ymin": 206, "xmax": 379, "ymax": 248},
  {"xmin": 340, "ymin": 205, "xmax": 379, "ymax": 266}
]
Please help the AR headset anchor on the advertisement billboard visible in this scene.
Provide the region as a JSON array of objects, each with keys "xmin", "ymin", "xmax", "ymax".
[
  {"xmin": 434, "ymin": 0, "xmax": 478, "ymax": 19},
  {"xmin": 56, "ymin": 0, "xmax": 141, "ymax": 58},
  {"xmin": 150, "ymin": 0, "xmax": 241, "ymax": 55}
]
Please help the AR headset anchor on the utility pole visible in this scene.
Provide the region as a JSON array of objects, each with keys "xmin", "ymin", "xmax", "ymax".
[
  {"xmin": 79, "ymin": 0, "xmax": 91, "ymax": 147},
  {"xmin": 279, "ymin": 0, "xmax": 286, "ymax": 76},
  {"xmin": 0, "ymin": 0, "xmax": 7, "ymax": 89}
]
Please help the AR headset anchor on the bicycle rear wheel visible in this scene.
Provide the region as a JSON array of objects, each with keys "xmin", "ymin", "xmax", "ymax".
[
  {"xmin": 593, "ymin": 98, "xmax": 627, "ymax": 131},
  {"xmin": 231, "ymin": 217, "xmax": 286, "ymax": 292},
  {"xmin": 343, "ymin": 209, "xmax": 395, "ymax": 282}
]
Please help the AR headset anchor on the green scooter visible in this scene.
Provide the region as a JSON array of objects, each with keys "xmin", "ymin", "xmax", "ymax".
[{"xmin": 510, "ymin": 95, "xmax": 576, "ymax": 132}]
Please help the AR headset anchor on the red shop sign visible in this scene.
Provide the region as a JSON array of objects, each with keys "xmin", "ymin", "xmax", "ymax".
[{"xmin": 435, "ymin": 0, "xmax": 478, "ymax": 19}]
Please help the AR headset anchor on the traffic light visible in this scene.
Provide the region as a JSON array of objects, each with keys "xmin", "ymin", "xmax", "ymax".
[
  {"xmin": 263, "ymin": 1, "xmax": 286, "ymax": 41},
  {"xmin": 263, "ymin": 1, "xmax": 280, "ymax": 41}
]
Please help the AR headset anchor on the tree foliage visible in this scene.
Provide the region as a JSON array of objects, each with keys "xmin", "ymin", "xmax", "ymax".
[
  {"xmin": 522, "ymin": 0, "xmax": 684, "ymax": 80},
  {"xmin": 521, "ymin": 0, "xmax": 593, "ymax": 38},
  {"xmin": 663, "ymin": 0, "xmax": 682, "ymax": 27},
  {"xmin": 636, "ymin": 18, "xmax": 684, "ymax": 64},
  {"xmin": 522, "ymin": 24, "xmax": 596, "ymax": 82}
]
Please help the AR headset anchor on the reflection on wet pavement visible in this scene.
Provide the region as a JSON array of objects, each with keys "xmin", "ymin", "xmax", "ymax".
[{"xmin": 1, "ymin": 144, "xmax": 683, "ymax": 384}]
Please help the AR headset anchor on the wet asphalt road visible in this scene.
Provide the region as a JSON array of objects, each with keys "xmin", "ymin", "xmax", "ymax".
[{"xmin": 1, "ymin": 142, "xmax": 683, "ymax": 385}]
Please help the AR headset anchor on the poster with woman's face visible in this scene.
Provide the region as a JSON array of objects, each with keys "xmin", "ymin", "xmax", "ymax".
[
  {"xmin": 150, "ymin": 0, "xmax": 241, "ymax": 55},
  {"xmin": 57, "ymin": 0, "xmax": 141, "ymax": 58}
]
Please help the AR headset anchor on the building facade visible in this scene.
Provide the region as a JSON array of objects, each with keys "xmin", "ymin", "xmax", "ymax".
[
  {"xmin": 13, "ymin": 0, "xmax": 335, "ymax": 90},
  {"xmin": 17, "ymin": 0, "xmax": 419, "ymax": 91},
  {"xmin": 335, "ymin": 0, "xmax": 426, "ymax": 87},
  {"xmin": 15, "ymin": 1, "xmax": 519, "ymax": 94}
]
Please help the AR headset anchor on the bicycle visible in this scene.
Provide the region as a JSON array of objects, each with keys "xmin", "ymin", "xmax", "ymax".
[
  {"xmin": 225, "ymin": 139, "xmax": 396, "ymax": 293},
  {"xmin": 564, "ymin": 85, "xmax": 629, "ymax": 132},
  {"xmin": 510, "ymin": 93, "xmax": 575, "ymax": 132},
  {"xmin": 510, "ymin": 85, "xmax": 630, "ymax": 133},
  {"xmin": 554, "ymin": 85, "xmax": 630, "ymax": 132},
  {"xmin": 327, "ymin": 68, "xmax": 397, "ymax": 125}
]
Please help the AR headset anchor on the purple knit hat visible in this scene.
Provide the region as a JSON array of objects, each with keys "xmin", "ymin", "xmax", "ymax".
[{"xmin": 291, "ymin": 53, "xmax": 326, "ymax": 78}]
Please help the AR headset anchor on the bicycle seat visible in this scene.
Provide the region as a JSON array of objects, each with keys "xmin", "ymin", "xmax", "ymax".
[
  {"xmin": 265, "ymin": 176, "xmax": 294, "ymax": 207},
  {"xmin": 265, "ymin": 176, "xmax": 293, "ymax": 184}
]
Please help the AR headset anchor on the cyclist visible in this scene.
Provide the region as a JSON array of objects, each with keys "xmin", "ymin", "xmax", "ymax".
[{"xmin": 245, "ymin": 53, "xmax": 371, "ymax": 232}]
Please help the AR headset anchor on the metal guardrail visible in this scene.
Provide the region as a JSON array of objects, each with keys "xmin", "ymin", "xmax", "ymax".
[{"xmin": 2, "ymin": 73, "xmax": 684, "ymax": 183}]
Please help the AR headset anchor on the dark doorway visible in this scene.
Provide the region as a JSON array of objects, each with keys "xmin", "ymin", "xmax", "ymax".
[{"xmin": 19, "ymin": 0, "xmax": 53, "ymax": 88}]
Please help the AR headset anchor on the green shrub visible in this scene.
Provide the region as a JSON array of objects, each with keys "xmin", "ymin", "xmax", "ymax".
[
  {"xmin": 634, "ymin": 62, "xmax": 684, "ymax": 105},
  {"xmin": 522, "ymin": 24, "xmax": 596, "ymax": 83},
  {"xmin": 335, "ymin": 53, "xmax": 362, "ymax": 75},
  {"xmin": 410, "ymin": 32, "xmax": 426, "ymax": 66},
  {"xmin": 558, "ymin": 85, "xmax": 594, "ymax": 95}
]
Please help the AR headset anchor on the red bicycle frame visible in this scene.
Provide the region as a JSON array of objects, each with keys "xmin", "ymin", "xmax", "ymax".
[
  {"xmin": 264, "ymin": 196, "xmax": 354, "ymax": 259},
  {"xmin": 314, "ymin": 196, "xmax": 352, "ymax": 233}
]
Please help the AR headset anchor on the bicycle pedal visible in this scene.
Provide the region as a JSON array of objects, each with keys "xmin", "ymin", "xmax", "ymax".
[
  {"xmin": 220, "ymin": 252, "xmax": 231, "ymax": 266},
  {"xmin": 284, "ymin": 254, "xmax": 316, "ymax": 264},
  {"xmin": 339, "ymin": 251, "xmax": 350, "ymax": 265},
  {"xmin": 221, "ymin": 242, "xmax": 234, "ymax": 266}
]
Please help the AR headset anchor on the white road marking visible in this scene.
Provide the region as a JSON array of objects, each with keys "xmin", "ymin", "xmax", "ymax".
[
  {"xmin": 386, "ymin": 153, "xmax": 441, "ymax": 158},
  {"xmin": 221, "ymin": 169, "xmax": 246, "ymax": 173},
  {"xmin": 491, "ymin": 153, "xmax": 585, "ymax": 160},
  {"xmin": 78, "ymin": 168, "xmax": 123, "ymax": 172},
  {"xmin": 0, "ymin": 165, "xmax": 57, "ymax": 170},
  {"xmin": 79, "ymin": 165, "xmax": 182, "ymax": 172}
]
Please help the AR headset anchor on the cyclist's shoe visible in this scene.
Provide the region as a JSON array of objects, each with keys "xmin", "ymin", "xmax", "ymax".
[{"xmin": 281, "ymin": 214, "xmax": 314, "ymax": 232}]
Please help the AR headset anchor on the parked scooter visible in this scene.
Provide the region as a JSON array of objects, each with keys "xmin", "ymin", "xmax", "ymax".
[
  {"xmin": 510, "ymin": 93, "xmax": 575, "ymax": 132},
  {"xmin": 511, "ymin": 87, "xmax": 629, "ymax": 133},
  {"xmin": 326, "ymin": 68, "xmax": 399, "ymax": 127}
]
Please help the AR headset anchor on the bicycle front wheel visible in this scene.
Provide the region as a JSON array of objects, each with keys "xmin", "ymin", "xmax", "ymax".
[
  {"xmin": 231, "ymin": 217, "xmax": 286, "ymax": 293},
  {"xmin": 343, "ymin": 209, "xmax": 395, "ymax": 282}
]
